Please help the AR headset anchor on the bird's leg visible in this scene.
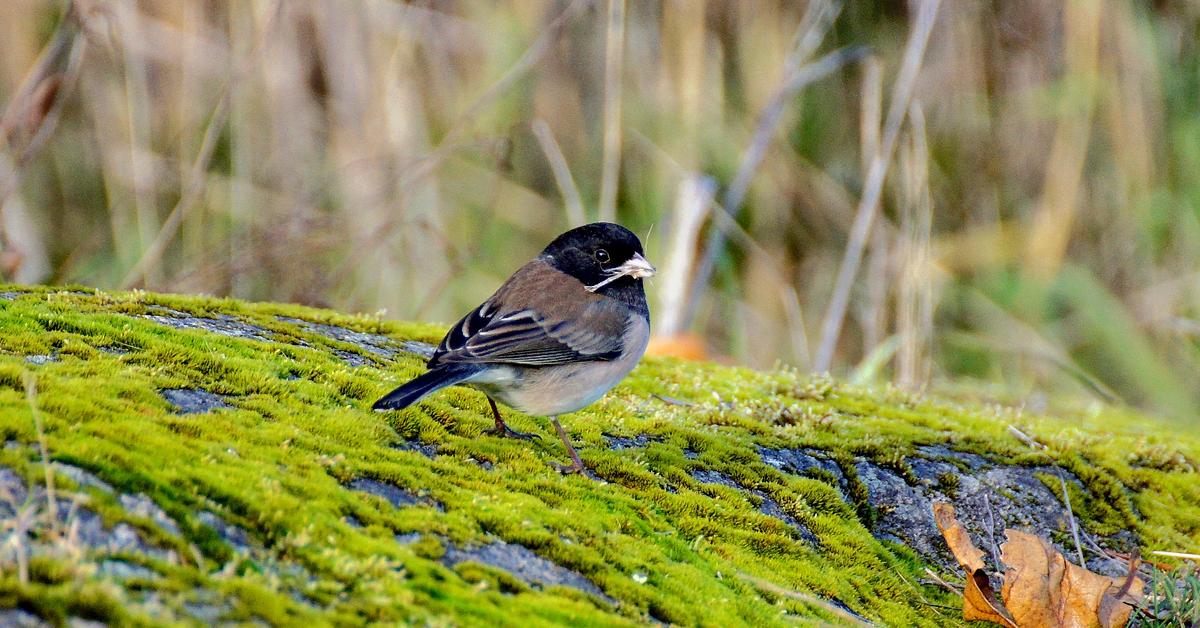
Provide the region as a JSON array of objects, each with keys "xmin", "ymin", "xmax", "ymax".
[
  {"xmin": 486, "ymin": 397, "xmax": 538, "ymax": 440},
  {"xmin": 549, "ymin": 416, "xmax": 586, "ymax": 475}
]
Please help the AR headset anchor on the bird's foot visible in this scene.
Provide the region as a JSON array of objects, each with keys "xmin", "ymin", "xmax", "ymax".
[
  {"xmin": 489, "ymin": 424, "xmax": 540, "ymax": 441},
  {"xmin": 550, "ymin": 460, "xmax": 586, "ymax": 475}
]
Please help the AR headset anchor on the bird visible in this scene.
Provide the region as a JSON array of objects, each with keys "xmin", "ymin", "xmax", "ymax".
[{"xmin": 372, "ymin": 222, "xmax": 655, "ymax": 475}]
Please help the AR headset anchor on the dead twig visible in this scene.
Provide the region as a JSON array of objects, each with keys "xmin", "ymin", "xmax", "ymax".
[
  {"xmin": 683, "ymin": 0, "xmax": 858, "ymax": 329},
  {"xmin": 923, "ymin": 568, "xmax": 963, "ymax": 595},
  {"xmin": 736, "ymin": 572, "xmax": 871, "ymax": 626},
  {"xmin": 1006, "ymin": 425, "xmax": 1044, "ymax": 450},
  {"xmin": 685, "ymin": 43, "xmax": 868, "ymax": 329},
  {"xmin": 983, "ymin": 492, "xmax": 1002, "ymax": 569},
  {"xmin": 1056, "ymin": 469, "xmax": 1087, "ymax": 566},
  {"xmin": 0, "ymin": 0, "xmax": 92, "ymax": 270},
  {"xmin": 321, "ymin": 0, "xmax": 596, "ymax": 285},
  {"xmin": 1009, "ymin": 422, "xmax": 1087, "ymax": 567},
  {"xmin": 1151, "ymin": 550, "xmax": 1200, "ymax": 561},
  {"xmin": 652, "ymin": 393, "xmax": 695, "ymax": 407},
  {"xmin": 657, "ymin": 175, "xmax": 715, "ymax": 336},
  {"xmin": 597, "ymin": 0, "xmax": 625, "ymax": 222},
  {"xmin": 532, "ymin": 119, "xmax": 586, "ymax": 227},
  {"xmin": 894, "ymin": 566, "xmax": 948, "ymax": 617},
  {"xmin": 120, "ymin": 0, "xmax": 285, "ymax": 289},
  {"xmin": 24, "ymin": 373, "xmax": 56, "ymax": 522}
]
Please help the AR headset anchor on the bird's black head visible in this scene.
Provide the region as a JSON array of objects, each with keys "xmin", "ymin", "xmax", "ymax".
[{"xmin": 541, "ymin": 222, "xmax": 654, "ymax": 315}]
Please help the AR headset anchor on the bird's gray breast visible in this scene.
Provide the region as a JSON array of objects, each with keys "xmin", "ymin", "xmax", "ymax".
[{"xmin": 469, "ymin": 316, "xmax": 649, "ymax": 416}]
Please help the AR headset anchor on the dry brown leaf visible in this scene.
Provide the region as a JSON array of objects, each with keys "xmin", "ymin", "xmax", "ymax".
[
  {"xmin": 933, "ymin": 502, "xmax": 986, "ymax": 572},
  {"xmin": 934, "ymin": 502, "xmax": 1146, "ymax": 628},
  {"xmin": 1001, "ymin": 529, "xmax": 1144, "ymax": 628},
  {"xmin": 1059, "ymin": 552, "xmax": 1119, "ymax": 627},
  {"xmin": 933, "ymin": 502, "xmax": 1017, "ymax": 627},
  {"xmin": 1001, "ymin": 530, "xmax": 1064, "ymax": 626},
  {"xmin": 964, "ymin": 568, "xmax": 1019, "ymax": 628}
]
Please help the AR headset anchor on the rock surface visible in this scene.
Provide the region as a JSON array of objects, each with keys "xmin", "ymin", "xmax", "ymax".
[{"xmin": 0, "ymin": 285, "xmax": 1196, "ymax": 626}]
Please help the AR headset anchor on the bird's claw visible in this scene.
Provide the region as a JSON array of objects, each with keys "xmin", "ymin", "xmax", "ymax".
[
  {"xmin": 490, "ymin": 425, "xmax": 540, "ymax": 441},
  {"xmin": 550, "ymin": 460, "xmax": 586, "ymax": 475}
]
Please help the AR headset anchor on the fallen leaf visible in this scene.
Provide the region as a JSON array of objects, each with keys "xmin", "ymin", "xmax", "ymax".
[
  {"xmin": 1001, "ymin": 529, "xmax": 1063, "ymax": 627},
  {"xmin": 933, "ymin": 502, "xmax": 1017, "ymax": 627},
  {"xmin": 933, "ymin": 502, "xmax": 986, "ymax": 572},
  {"xmin": 964, "ymin": 568, "xmax": 1019, "ymax": 628},
  {"xmin": 1059, "ymin": 551, "xmax": 1118, "ymax": 627},
  {"xmin": 934, "ymin": 502, "xmax": 1145, "ymax": 628},
  {"xmin": 1001, "ymin": 529, "xmax": 1144, "ymax": 628}
]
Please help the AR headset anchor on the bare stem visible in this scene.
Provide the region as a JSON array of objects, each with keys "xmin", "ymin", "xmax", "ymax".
[
  {"xmin": 598, "ymin": 0, "xmax": 626, "ymax": 222},
  {"xmin": 683, "ymin": 38, "xmax": 866, "ymax": 329},
  {"xmin": 120, "ymin": 1, "xmax": 285, "ymax": 289},
  {"xmin": 24, "ymin": 372, "xmax": 56, "ymax": 523},
  {"xmin": 813, "ymin": 0, "xmax": 941, "ymax": 372},
  {"xmin": 532, "ymin": 119, "xmax": 587, "ymax": 227}
]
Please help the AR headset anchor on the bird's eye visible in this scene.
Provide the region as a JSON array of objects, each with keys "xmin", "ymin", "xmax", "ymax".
[{"xmin": 595, "ymin": 249, "xmax": 610, "ymax": 264}]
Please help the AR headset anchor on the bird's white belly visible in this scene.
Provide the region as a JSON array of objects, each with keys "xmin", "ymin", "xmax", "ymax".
[{"xmin": 466, "ymin": 317, "xmax": 648, "ymax": 416}]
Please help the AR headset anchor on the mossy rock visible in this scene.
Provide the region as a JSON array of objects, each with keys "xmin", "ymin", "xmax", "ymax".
[{"xmin": 0, "ymin": 285, "xmax": 1197, "ymax": 626}]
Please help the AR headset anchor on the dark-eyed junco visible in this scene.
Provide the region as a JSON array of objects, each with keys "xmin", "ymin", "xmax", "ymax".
[{"xmin": 373, "ymin": 222, "xmax": 655, "ymax": 474}]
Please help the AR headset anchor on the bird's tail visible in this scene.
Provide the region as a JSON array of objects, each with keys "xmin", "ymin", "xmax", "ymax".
[{"xmin": 372, "ymin": 366, "xmax": 478, "ymax": 411}]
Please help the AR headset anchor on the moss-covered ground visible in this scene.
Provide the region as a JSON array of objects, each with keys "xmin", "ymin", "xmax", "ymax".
[{"xmin": 0, "ymin": 285, "xmax": 1197, "ymax": 626}]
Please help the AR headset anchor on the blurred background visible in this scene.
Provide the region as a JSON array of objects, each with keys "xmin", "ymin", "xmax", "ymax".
[{"xmin": 1, "ymin": 0, "xmax": 1197, "ymax": 420}]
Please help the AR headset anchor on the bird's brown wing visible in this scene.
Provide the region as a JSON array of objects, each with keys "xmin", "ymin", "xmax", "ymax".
[{"xmin": 429, "ymin": 259, "xmax": 628, "ymax": 367}]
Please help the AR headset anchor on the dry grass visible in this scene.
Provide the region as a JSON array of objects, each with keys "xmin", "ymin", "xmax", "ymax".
[{"xmin": 1, "ymin": 0, "xmax": 1198, "ymax": 419}]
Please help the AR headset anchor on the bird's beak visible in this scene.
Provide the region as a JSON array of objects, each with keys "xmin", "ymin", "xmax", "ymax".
[
  {"xmin": 585, "ymin": 252, "xmax": 656, "ymax": 292},
  {"xmin": 618, "ymin": 252, "xmax": 656, "ymax": 279}
]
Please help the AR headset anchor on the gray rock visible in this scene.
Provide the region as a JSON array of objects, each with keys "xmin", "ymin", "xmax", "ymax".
[
  {"xmin": 914, "ymin": 444, "xmax": 989, "ymax": 470},
  {"xmin": 691, "ymin": 470, "xmax": 740, "ymax": 489},
  {"xmin": 395, "ymin": 532, "xmax": 422, "ymax": 544},
  {"xmin": 99, "ymin": 559, "xmax": 159, "ymax": 580},
  {"xmin": 0, "ymin": 608, "xmax": 43, "ymax": 627},
  {"xmin": 332, "ymin": 349, "xmax": 374, "ymax": 368},
  {"xmin": 348, "ymin": 478, "xmax": 443, "ymax": 511},
  {"xmin": 183, "ymin": 597, "xmax": 228, "ymax": 624},
  {"xmin": 276, "ymin": 315, "xmax": 437, "ymax": 365},
  {"xmin": 394, "ymin": 440, "xmax": 438, "ymax": 459},
  {"xmin": 54, "ymin": 464, "xmax": 113, "ymax": 493},
  {"xmin": 828, "ymin": 598, "xmax": 872, "ymax": 624},
  {"xmin": 443, "ymin": 540, "xmax": 613, "ymax": 603},
  {"xmin": 400, "ymin": 341, "xmax": 437, "ymax": 359},
  {"xmin": 853, "ymin": 450, "xmax": 1129, "ymax": 577},
  {"xmin": 1, "ymin": 466, "xmax": 174, "ymax": 562},
  {"xmin": 605, "ymin": 434, "xmax": 660, "ymax": 450},
  {"xmin": 24, "ymin": 354, "xmax": 58, "ymax": 365},
  {"xmin": 143, "ymin": 308, "xmax": 272, "ymax": 342},
  {"xmin": 854, "ymin": 461, "xmax": 936, "ymax": 553},
  {"xmin": 181, "ymin": 590, "xmax": 230, "ymax": 624},
  {"xmin": 198, "ymin": 511, "xmax": 251, "ymax": 552},
  {"xmin": 691, "ymin": 470, "xmax": 819, "ymax": 545},
  {"xmin": 161, "ymin": 388, "xmax": 229, "ymax": 414},
  {"xmin": 62, "ymin": 506, "xmax": 172, "ymax": 562},
  {"xmin": 758, "ymin": 447, "xmax": 848, "ymax": 497},
  {"xmin": 277, "ymin": 317, "xmax": 398, "ymax": 358},
  {"xmin": 0, "ymin": 466, "xmax": 30, "ymax": 514}
]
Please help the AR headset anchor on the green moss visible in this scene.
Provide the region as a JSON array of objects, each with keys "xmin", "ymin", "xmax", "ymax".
[
  {"xmin": 935, "ymin": 472, "xmax": 961, "ymax": 500},
  {"xmin": 0, "ymin": 284, "xmax": 1197, "ymax": 626}
]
